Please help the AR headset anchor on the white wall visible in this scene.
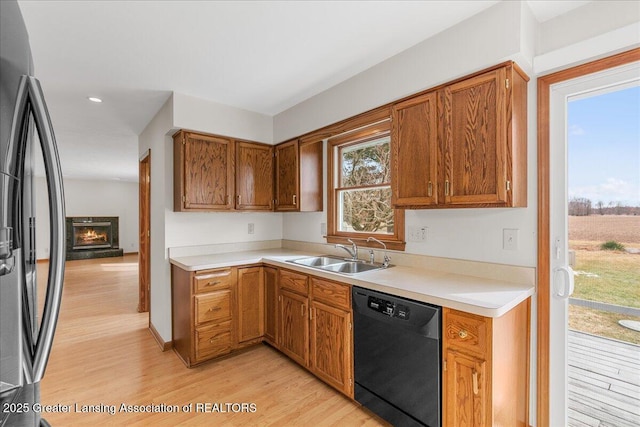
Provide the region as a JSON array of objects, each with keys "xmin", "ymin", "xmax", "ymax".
[
  {"xmin": 536, "ymin": 1, "xmax": 640, "ymax": 56},
  {"xmin": 35, "ymin": 176, "xmax": 139, "ymax": 260},
  {"xmin": 173, "ymin": 92, "xmax": 273, "ymax": 144},
  {"xmin": 277, "ymin": 0, "xmax": 538, "ymax": 268},
  {"xmin": 273, "ymin": 1, "xmax": 524, "ymax": 142}
]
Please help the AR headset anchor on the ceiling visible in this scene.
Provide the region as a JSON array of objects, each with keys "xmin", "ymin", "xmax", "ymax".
[{"xmin": 18, "ymin": 0, "xmax": 590, "ymax": 183}]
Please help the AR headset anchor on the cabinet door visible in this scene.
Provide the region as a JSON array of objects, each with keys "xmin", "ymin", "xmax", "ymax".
[
  {"xmin": 442, "ymin": 67, "xmax": 508, "ymax": 206},
  {"xmin": 298, "ymin": 140, "xmax": 323, "ymax": 212},
  {"xmin": 179, "ymin": 132, "xmax": 234, "ymax": 210},
  {"xmin": 391, "ymin": 91, "xmax": 439, "ymax": 207},
  {"xmin": 279, "ymin": 289, "xmax": 309, "ymax": 367},
  {"xmin": 444, "ymin": 350, "xmax": 487, "ymax": 427},
  {"xmin": 235, "ymin": 141, "xmax": 273, "ymax": 211},
  {"xmin": 263, "ymin": 267, "xmax": 278, "ymax": 346},
  {"xmin": 310, "ymin": 300, "xmax": 352, "ymax": 397},
  {"xmin": 237, "ymin": 267, "xmax": 264, "ymax": 343},
  {"xmin": 275, "ymin": 140, "xmax": 299, "ymax": 211}
]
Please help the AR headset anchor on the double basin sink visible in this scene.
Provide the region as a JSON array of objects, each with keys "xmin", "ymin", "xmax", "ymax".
[{"xmin": 287, "ymin": 255, "xmax": 388, "ymax": 275}]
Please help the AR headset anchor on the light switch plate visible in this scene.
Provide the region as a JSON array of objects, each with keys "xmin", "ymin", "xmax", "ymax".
[
  {"xmin": 248, "ymin": 223, "xmax": 255, "ymax": 234},
  {"xmin": 503, "ymin": 228, "xmax": 518, "ymax": 250}
]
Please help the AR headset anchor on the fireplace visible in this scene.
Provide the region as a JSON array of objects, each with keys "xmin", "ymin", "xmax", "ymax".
[{"xmin": 65, "ymin": 217, "xmax": 124, "ymax": 260}]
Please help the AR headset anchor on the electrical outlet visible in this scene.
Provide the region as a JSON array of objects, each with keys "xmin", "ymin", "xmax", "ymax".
[
  {"xmin": 503, "ymin": 228, "xmax": 518, "ymax": 250},
  {"xmin": 320, "ymin": 223, "xmax": 327, "ymax": 235},
  {"xmin": 408, "ymin": 226, "xmax": 427, "ymax": 242},
  {"xmin": 248, "ymin": 223, "xmax": 255, "ymax": 234}
]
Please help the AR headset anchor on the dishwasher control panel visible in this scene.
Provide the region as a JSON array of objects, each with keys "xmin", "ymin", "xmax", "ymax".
[{"xmin": 367, "ymin": 296, "xmax": 410, "ymax": 320}]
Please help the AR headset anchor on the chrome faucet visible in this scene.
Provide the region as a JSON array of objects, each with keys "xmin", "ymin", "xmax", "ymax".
[
  {"xmin": 367, "ymin": 237, "xmax": 391, "ymax": 268},
  {"xmin": 335, "ymin": 238, "xmax": 358, "ymax": 261}
]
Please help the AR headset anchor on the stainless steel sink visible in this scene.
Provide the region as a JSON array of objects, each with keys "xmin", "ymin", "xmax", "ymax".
[
  {"xmin": 320, "ymin": 261, "xmax": 385, "ymax": 274},
  {"xmin": 287, "ymin": 256, "xmax": 389, "ymax": 275},
  {"xmin": 289, "ymin": 255, "xmax": 345, "ymax": 267}
]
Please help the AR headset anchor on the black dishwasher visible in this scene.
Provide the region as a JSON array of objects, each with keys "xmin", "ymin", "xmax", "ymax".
[{"xmin": 352, "ymin": 286, "xmax": 441, "ymax": 427}]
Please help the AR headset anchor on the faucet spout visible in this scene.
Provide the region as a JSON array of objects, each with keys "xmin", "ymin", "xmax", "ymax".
[
  {"xmin": 335, "ymin": 239, "xmax": 358, "ymax": 261},
  {"xmin": 366, "ymin": 237, "xmax": 391, "ymax": 268}
]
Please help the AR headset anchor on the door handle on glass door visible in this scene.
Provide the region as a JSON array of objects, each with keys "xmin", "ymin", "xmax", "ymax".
[{"xmin": 553, "ymin": 266, "xmax": 575, "ymax": 299}]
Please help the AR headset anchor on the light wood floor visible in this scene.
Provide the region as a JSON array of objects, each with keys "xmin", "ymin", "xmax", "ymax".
[{"xmin": 38, "ymin": 255, "xmax": 387, "ymax": 426}]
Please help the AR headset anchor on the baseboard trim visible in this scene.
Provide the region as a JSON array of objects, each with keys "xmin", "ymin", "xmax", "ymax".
[{"xmin": 149, "ymin": 322, "xmax": 172, "ymax": 352}]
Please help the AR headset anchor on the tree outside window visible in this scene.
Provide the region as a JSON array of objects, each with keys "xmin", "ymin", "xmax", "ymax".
[
  {"xmin": 327, "ymin": 119, "xmax": 405, "ymax": 250},
  {"xmin": 338, "ymin": 136, "xmax": 393, "ymax": 234}
]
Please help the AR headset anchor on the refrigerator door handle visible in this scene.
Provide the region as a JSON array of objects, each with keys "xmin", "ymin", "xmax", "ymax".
[{"xmin": 11, "ymin": 75, "xmax": 66, "ymax": 384}]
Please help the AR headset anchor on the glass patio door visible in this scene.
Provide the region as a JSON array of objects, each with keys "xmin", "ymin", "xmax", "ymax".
[{"xmin": 548, "ymin": 62, "xmax": 640, "ymax": 426}]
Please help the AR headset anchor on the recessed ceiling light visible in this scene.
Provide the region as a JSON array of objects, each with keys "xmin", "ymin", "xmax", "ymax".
[{"xmin": 88, "ymin": 97, "xmax": 103, "ymax": 103}]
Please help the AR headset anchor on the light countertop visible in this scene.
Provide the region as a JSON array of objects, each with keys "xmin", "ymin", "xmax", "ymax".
[{"xmin": 170, "ymin": 249, "xmax": 535, "ymax": 318}]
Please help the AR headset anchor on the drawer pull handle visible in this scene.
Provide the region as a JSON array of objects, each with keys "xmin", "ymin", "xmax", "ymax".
[
  {"xmin": 458, "ymin": 330, "xmax": 468, "ymax": 339},
  {"xmin": 428, "ymin": 181, "xmax": 433, "ymax": 197},
  {"xmin": 206, "ymin": 281, "xmax": 221, "ymax": 287},
  {"xmin": 208, "ymin": 307, "xmax": 222, "ymax": 312},
  {"xmin": 472, "ymin": 369, "xmax": 479, "ymax": 395}
]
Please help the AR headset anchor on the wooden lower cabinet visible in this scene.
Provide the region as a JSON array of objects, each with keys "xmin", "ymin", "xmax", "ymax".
[
  {"xmin": 279, "ymin": 288, "xmax": 309, "ymax": 367},
  {"xmin": 445, "ymin": 350, "xmax": 487, "ymax": 426},
  {"xmin": 171, "ymin": 266, "xmax": 237, "ymax": 367},
  {"xmin": 442, "ymin": 299, "xmax": 530, "ymax": 427},
  {"xmin": 310, "ymin": 300, "xmax": 352, "ymax": 396},
  {"xmin": 263, "ymin": 266, "xmax": 278, "ymax": 346},
  {"xmin": 237, "ymin": 266, "xmax": 264, "ymax": 344},
  {"xmin": 172, "ymin": 262, "xmax": 529, "ymax": 414},
  {"xmin": 276, "ymin": 270, "xmax": 353, "ymax": 397}
]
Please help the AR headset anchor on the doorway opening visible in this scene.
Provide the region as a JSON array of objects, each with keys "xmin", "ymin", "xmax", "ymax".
[{"xmin": 566, "ymin": 85, "xmax": 640, "ymax": 426}]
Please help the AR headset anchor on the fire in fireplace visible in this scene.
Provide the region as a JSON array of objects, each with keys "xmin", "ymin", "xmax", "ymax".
[
  {"xmin": 73, "ymin": 222, "xmax": 112, "ymax": 249},
  {"xmin": 65, "ymin": 217, "xmax": 123, "ymax": 260}
]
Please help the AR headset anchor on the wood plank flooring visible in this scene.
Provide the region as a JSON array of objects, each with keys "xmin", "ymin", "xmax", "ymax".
[
  {"xmin": 38, "ymin": 255, "xmax": 387, "ymax": 426},
  {"xmin": 568, "ymin": 330, "xmax": 640, "ymax": 427}
]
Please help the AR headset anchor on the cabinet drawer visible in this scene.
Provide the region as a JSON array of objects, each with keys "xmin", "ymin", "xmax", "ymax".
[
  {"xmin": 195, "ymin": 290, "xmax": 232, "ymax": 325},
  {"xmin": 444, "ymin": 309, "xmax": 489, "ymax": 355},
  {"xmin": 279, "ymin": 269, "xmax": 309, "ymax": 296},
  {"xmin": 194, "ymin": 269, "xmax": 232, "ymax": 293},
  {"xmin": 311, "ymin": 278, "xmax": 350, "ymax": 311},
  {"xmin": 195, "ymin": 321, "xmax": 233, "ymax": 361}
]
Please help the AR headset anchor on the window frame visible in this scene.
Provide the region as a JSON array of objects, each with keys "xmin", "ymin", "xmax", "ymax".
[{"xmin": 327, "ymin": 120, "xmax": 405, "ymax": 251}]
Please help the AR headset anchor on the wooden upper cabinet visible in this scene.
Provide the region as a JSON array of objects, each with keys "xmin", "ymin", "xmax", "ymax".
[
  {"xmin": 391, "ymin": 91, "xmax": 439, "ymax": 207},
  {"xmin": 391, "ymin": 62, "xmax": 528, "ymax": 209},
  {"xmin": 442, "ymin": 64, "xmax": 528, "ymax": 207},
  {"xmin": 275, "ymin": 140, "xmax": 299, "ymax": 211},
  {"xmin": 275, "ymin": 139, "xmax": 323, "ymax": 212},
  {"xmin": 174, "ymin": 130, "xmax": 234, "ymax": 211},
  {"xmin": 235, "ymin": 141, "xmax": 274, "ymax": 211}
]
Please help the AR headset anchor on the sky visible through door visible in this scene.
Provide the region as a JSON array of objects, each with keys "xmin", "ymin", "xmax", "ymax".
[
  {"xmin": 567, "ymin": 84, "xmax": 639, "ymax": 343},
  {"xmin": 565, "ymin": 83, "xmax": 640, "ymax": 427}
]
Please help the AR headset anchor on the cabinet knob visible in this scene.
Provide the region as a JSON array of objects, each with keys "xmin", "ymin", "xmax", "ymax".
[{"xmin": 458, "ymin": 329, "xmax": 468, "ymax": 339}]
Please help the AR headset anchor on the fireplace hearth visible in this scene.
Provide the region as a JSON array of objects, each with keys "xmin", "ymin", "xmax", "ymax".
[{"xmin": 65, "ymin": 217, "xmax": 124, "ymax": 260}]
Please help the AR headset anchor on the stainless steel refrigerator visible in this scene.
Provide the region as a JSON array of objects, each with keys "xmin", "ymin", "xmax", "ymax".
[{"xmin": 1, "ymin": 1, "xmax": 66, "ymax": 426}]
